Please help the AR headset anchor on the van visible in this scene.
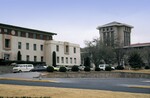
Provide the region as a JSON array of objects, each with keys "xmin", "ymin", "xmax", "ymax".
[{"xmin": 13, "ymin": 64, "xmax": 34, "ymax": 72}]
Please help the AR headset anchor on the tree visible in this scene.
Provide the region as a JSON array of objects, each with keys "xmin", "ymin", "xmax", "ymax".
[
  {"xmin": 142, "ymin": 47, "xmax": 150, "ymax": 66},
  {"xmin": 52, "ymin": 51, "xmax": 56, "ymax": 67},
  {"xmin": 84, "ymin": 38, "xmax": 115, "ymax": 67},
  {"xmin": 128, "ymin": 51, "xmax": 143, "ymax": 69},
  {"xmin": 84, "ymin": 57, "xmax": 91, "ymax": 67},
  {"xmin": 17, "ymin": 51, "xmax": 22, "ymax": 61}
]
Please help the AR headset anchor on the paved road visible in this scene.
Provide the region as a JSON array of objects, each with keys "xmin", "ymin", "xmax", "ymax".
[{"xmin": 0, "ymin": 72, "xmax": 150, "ymax": 94}]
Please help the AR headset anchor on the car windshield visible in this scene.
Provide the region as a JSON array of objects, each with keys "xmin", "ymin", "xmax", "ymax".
[{"xmin": 15, "ymin": 64, "xmax": 19, "ymax": 67}]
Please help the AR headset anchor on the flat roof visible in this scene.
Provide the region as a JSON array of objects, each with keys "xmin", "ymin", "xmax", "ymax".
[
  {"xmin": 124, "ymin": 42, "xmax": 150, "ymax": 48},
  {"xmin": 97, "ymin": 21, "xmax": 134, "ymax": 29},
  {"xmin": 0, "ymin": 23, "xmax": 57, "ymax": 35}
]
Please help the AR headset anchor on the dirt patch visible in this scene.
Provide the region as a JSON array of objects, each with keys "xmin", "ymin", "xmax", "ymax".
[{"xmin": 0, "ymin": 84, "xmax": 149, "ymax": 98}]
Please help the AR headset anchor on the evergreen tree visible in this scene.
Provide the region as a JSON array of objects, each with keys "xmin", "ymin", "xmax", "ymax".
[{"xmin": 128, "ymin": 51, "xmax": 143, "ymax": 69}]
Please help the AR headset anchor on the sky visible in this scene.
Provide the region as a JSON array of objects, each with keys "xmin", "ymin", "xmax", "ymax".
[{"xmin": 0, "ymin": 0, "xmax": 150, "ymax": 47}]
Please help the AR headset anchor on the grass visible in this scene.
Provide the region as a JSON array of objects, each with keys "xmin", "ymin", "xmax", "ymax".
[
  {"xmin": 0, "ymin": 77, "xmax": 56, "ymax": 83},
  {"xmin": 0, "ymin": 84, "xmax": 149, "ymax": 98},
  {"xmin": 114, "ymin": 69, "xmax": 150, "ymax": 74}
]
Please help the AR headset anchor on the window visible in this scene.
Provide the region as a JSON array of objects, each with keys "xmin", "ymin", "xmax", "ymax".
[
  {"xmin": 33, "ymin": 33, "xmax": 37, "ymax": 39},
  {"xmin": 70, "ymin": 58, "xmax": 72, "ymax": 64},
  {"xmin": 34, "ymin": 56, "xmax": 37, "ymax": 62},
  {"xmin": 4, "ymin": 29, "xmax": 7, "ymax": 33},
  {"xmin": 46, "ymin": 36, "xmax": 49, "ymax": 40},
  {"xmin": 18, "ymin": 31, "xmax": 22, "ymax": 37},
  {"xmin": 61, "ymin": 57, "xmax": 64, "ymax": 63},
  {"xmin": 66, "ymin": 57, "xmax": 68, "ymax": 64},
  {"xmin": 103, "ymin": 28, "xmax": 105, "ymax": 31},
  {"xmin": 26, "ymin": 43, "xmax": 29, "ymax": 50},
  {"xmin": 4, "ymin": 54, "xmax": 10, "ymax": 60},
  {"xmin": 56, "ymin": 45, "xmax": 59, "ymax": 52},
  {"xmin": 18, "ymin": 42, "xmax": 21, "ymax": 49},
  {"xmin": 5, "ymin": 39, "xmax": 11, "ymax": 48},
  {"xmin": 74, "ymin": 58, "xmax": 76, "ymax": 64},
  {"xmin": 40, "ymin": 35, "xmax": 43, "ymax": 39},
  {"xmin": 74, "ymin": 47, "xmax": 76, "ymax": 53},
  {"xmin": 57, "ymin": 57, "xmax": 59, "ymax": 63},
  {"xmin": 26, "ymin": 33, "xmax": 29, "ymax": 38},
  {"xmin": 65, "ymin": 45, "xmax": 69, "ymax": 53},
  {"xmin": 110, "ymin": 31, "xmax": 114, "ymax": 46},
  {"xmin": 26, "ymin": 55, "xmax": 30, "ymax": 61},
  {"xmin": 33, "ymin": 44, "xmax": 36, "ymax": 51},
  {"xmin": 40, "ymin": 45, "xmax": 43, "ymax": 51},
  {"xmin": 107, "ymin": 28, "xmax": 109, "ymax": 31},
  {"xmin": 41, "ymin": 56, "xmax": 43, "ymax": 62}
]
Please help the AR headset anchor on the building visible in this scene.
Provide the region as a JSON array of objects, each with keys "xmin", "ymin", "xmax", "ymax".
[
  {"xmin": 97, "ymin": 21, "xmax": 133, "ymax": 47},
  {"xmin": 0, "ymin": 23, "xmax": 81, "ymax": 66}
]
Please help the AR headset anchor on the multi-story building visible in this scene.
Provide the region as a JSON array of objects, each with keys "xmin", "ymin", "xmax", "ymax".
[
  {"xmin": 0, "ymin": 23, "xmax": 81, "ymax": 66},
  {"xmin": 97, "ymin": 21, "xmax": 133, "ymax": 47}
]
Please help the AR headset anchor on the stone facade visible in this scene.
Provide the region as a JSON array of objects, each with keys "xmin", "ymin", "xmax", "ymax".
[
  {"xmin": 97, "ymin": 21, "xmax": 133, "ymax": 47},
  {"xmin": 0, "ymin": 23, "xmax": 81, "ymax": 66}
]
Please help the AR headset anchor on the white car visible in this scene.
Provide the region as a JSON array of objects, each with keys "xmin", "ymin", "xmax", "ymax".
[
  {"xmin": 13, "ymin": 64, "xmax": 34, "ymax": 72},
  {"xmin": 99, "ymin": 64, "xmax": 109, "ymax": 70},
  {"xmin": 99, "ymin": 64, "xmax": 115, "ymax": 70}
]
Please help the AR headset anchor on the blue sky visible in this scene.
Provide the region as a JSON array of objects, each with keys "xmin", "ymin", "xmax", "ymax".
[{"xmin": 0, "ymin": 0, "xmax": 150, "ymax": 47}]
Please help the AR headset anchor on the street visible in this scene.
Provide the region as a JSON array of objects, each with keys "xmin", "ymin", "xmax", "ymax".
[{"xmin": 0, "ymin": 72, "xmax": 150, "ymax": 94}]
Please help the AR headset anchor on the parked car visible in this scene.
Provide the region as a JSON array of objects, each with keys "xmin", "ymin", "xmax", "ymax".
[
  {"xmin": 13, "ymin": 64, "xmax": 34, "ymax": 73},
  {"xmin": 79, "ymin": 66, "xmax": 85, "ymax": 71},
  {"xmin": 31, "ymin": 65, "xmax": 47, "ymax": 72},
  {"xmin": 99, "ymin": 64, "xmax": 115, "ymax": 70}
]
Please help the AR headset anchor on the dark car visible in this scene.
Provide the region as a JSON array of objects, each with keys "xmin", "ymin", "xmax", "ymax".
[{"xmin": 31, "ymin": 65, "xmax": 47, "ymax": 72}]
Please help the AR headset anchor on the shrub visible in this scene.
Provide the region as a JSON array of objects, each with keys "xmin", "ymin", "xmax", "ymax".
[
  {"xmin": 116, "ymin": 66, "xmax": 124, "ymax": 70},
  {"xmin": 71, "ymin": 65, "xmax": 79, "ymax": 72},
  {"xmin": 59, "ymin": 66, "xmax": 67, "ymax": 72},
  {"xmin": 145, "ymin": 65, "xmax": 150, "ymax": 69},
  {"xmin": 105, "ymin": 66, "xmax": 111, "ymax": 71},
  {"xmin": 47, "ymin": 66, "xmax": 54, "ymax": 72},
  {"xmin": 95, "ymin": 67, "xmax": 101, "ymax": 71},
  {"xmin": 128, "ymin": 51, "xmax": 143, "ymax": 69},
  {"xmin": 84, "ymin": 67, "xmax": 91, "ymax": 72}
]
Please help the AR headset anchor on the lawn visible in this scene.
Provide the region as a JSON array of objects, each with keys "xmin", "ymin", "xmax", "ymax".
[
  {"xmin": 114, "ymin": 69, "xmax": 150, "ymax": 74},
  {"xmin": 0, "ymin": 84, "xmax": 149, "ymax": 98}
]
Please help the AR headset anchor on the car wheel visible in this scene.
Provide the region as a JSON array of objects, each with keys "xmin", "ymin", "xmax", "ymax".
[{"xmin": 19, "ymin": 70, "xmax": 22, "ymax": 73}]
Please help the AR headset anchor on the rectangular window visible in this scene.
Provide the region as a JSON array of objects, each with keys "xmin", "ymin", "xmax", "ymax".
[
  {"xmin": 70, "ymin": 58, "xmax": 72, "ymax": 64},
  {"xmin": 26, "ymin": 55, "xmax": 30, "ymax": 61},
  {"xmin": 41, "ymin": 56, "xmax": 43, "ymax": 62},
  {"xmin": 0, "ymin": 28, "xmax": 2, "ymax": 33},
  {"xmin": 33, "ymin": 34, "xmax": 37, "ymax": 39},
  {"xmin": 33, "ymin": 44, "xmax": 36, "ymax": 51},
  {"xmin": 40, "ymin": 45, "xmax": 43, "ymax": 51},
  {"xmin": 40, "ymin": 35, "xmax": 43, "ymax": 39},
  {"xmin": 61, "ymin": 57, "xmax": 64, "ymax": 63},
  {"xmin": 74, "ymin": 58, "xmax": 76, "ymax": 64},
  {"xmin": 5, "ymin": 39, "xmax": 10, "ymax": 48},
  {"xmin": 18, "ymin": 42, "xmax": 21, "ymax": 49},
  {"xmin": 56, "ymin": 45, "xmax": 59, "ymax": 52},
  {"xmin": 26, "ymin": 43, "xmax": 29, "ymax": 50},
  {"xmin": 66, "ymin": 45, "xmax": 69, "ymax": 53},
  {"xmin": 26, "ymin": 33, "xmax": 29, "ymax": 38},
  {"xmin": 57, "ymin": 57, "xmax": 59, "ymax": 63},
  {"xmin": 4, "ymin": 29, "xmax": 7, "ymax": 33},
  {"xmin": 34, "ymin": 56, "xmax": 37, "ymax": 62},
  {"xmin": 66, "ymin": 57, "xmax": 68, "ymax": 64},
  {"xmin": 74, "ymin": 47, "xmax": 76, "ymax": 53},
  {"xmin": 18, "ymin": 31, "xmax": 22, "ymax": 37}
]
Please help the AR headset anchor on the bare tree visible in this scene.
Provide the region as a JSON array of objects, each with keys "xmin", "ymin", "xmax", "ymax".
[{"xmin": 84, "ymin": 38, "xmax": 115, "ymax": 67}]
